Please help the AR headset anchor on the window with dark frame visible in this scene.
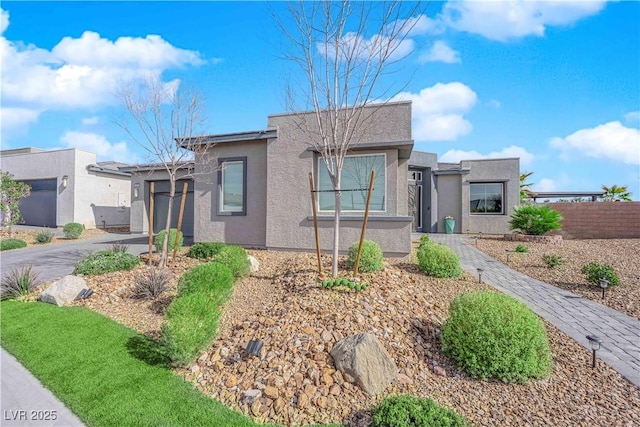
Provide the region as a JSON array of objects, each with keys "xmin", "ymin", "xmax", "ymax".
[
  {"xmin": 217, "ymin": 157, "xmax": 246, "ymax": 215},
  {"xmin": 470, "ymin": 182, "xmax": 504, "ymax": 214}
]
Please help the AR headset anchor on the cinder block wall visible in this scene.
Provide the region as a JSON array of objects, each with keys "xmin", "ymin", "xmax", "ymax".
[{"xmin": 548, "ymin": 202, "xmax": 640, "ymax": 239}]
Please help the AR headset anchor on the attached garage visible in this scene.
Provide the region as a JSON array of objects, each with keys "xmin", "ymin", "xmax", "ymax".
[
  {"xmin": 18, "ymin": 179, "xmax": 57, "ymax": 227},
  {"xmin": 150, "ymin": 179, "xmax": 194, "ymax": 237}
]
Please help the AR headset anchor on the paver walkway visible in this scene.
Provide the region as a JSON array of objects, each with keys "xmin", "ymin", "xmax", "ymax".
[{"xmin": 429, "ymin": 233, "xmax": 640, "ymax": 388}]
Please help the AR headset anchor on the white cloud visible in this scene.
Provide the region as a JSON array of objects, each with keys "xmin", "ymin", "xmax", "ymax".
[
  {"xmin": 624, "ymin": 111, "xmax": 640, "ymax": 123},
  {"xmin": 439, "ymin": 145, "xmax": 534, "ymax": 166},
  {"xmin": 0, "ymin": 12, "xmax": 204, "ymax": 134},
  {"xmin": 532, "ymin": 178, "xmax": 557, "ymax": 192},
  {"xmin": 60, "ymin": 131, "xmax": 136, "ymax": 163},
  {"xmin": 392, "ymin": 82, "xmax": 477, "ymax": 141},
  {"xmin": 487, "ymin": 99, "xmax": 501, "ymax": 109},
  {"xmin": 82, "ymin": 116, "xmax": 99, "ymax": 125},
  {"xmin": 0, "ymin": 8, "xmax": 8, "ymax": 35},
  {"xmin": 0, "ymin": 107, "xmax": 41, "ymax": 130},
  {"xmin": 441, "ymin": 0, "xmax": 607, "ymax": 41},
  {"xmin": 418, "ymin": 41, "xmax": 460, "ymax": 64},
  {"xmin": 390, "ymin": 14, "xmax": 446, "ymax": 37},
  {"xmin": 550, "ymin": 121, "xmax": 640, "ymax": 165},
  {"xmin": 317, "ymin": 32, "xmax": 415, "ymax": 62}
]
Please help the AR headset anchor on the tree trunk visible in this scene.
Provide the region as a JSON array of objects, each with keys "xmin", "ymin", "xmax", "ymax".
[
  {"xmin": 332, "ymin": 180, "xmax": 341, "ymax": 277},
  {"xmin": 159, "ymin": 178, "xmax": 175, "ymax": 267}
]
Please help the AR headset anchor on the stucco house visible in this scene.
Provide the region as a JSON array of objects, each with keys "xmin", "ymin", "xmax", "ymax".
[
  {"xmin": 148, "ymin": 101, "xmax": 519, "ymax": 256},
  {"xmin": 0, "ymin": 147, "xmax": 131, "ymax": 229}
]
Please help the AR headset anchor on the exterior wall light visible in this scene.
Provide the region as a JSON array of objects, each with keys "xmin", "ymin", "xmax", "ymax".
[
  {"xmin": 134, "ymin": 183, "xmax": 140, "ymax": 199},
  {"xmin": 477, "ymin": 268, "xmax": 484, "ymax": 284},
  {"xmin": 586, "ymin": 335, "xmax": 602, "ymax": 368},
  {"xmin": 62, "ymin": 175, "xmax": 68, "ymax": 188},
  {"xmin": 505, "ymin": 249, "xmax": 512, "ymax": 263},
  {"xmin": 599, "ymin": 278, "xmax": 609, "ymax": 299}
]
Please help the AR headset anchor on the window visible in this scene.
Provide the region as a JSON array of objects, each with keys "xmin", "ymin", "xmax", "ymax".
[
  {"xmin": 318, "ymin": 154, "xmax": 386, "ymax": 211},
  {"xmin": 470, "ymin": 183, "xmax": 504, "ymax": 214},
  {"xmin": 218, "ymin": 157, "xmax": 246, "ymax": 215}
]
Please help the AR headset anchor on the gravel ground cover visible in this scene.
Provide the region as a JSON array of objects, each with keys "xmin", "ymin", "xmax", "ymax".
[
  {"xmin": 56, "ymin": 247, "xmax": 640, "ymax": 427},
  {"xmin": 0, "ymin": 227, "xmax": 126, "ymax": 247},
  {"xmin": 472, "ymin": 236, "xmax": 640, "ymax": 319}
]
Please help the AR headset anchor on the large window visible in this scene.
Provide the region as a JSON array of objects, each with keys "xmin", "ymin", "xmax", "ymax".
[
  {"xmin": 470, "ymin": 183, "xmax": 504, "ymax": 214},
  {"xmin": 318, "ymin": 154, "xmax": 386, "ymax": 211},
  {"xmin": 218, "ymin": 157, "xmax": 246, "ymax": 215}
]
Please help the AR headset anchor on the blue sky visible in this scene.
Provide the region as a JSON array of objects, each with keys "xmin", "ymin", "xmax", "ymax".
[{"xmin": 1, "ymin": 1, "xmax": 639, "ymax": 199}]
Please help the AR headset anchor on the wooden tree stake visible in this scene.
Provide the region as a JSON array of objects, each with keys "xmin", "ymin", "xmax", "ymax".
[
  {"xmin": 148, "ymin": 181, "xmax": 155, "ymax": 265},
  {"xmin": 172, "ymin": 181, "xmax": 189, "ymax": 264},
  {"xmin": 309, "ymin": 172, "xmax": 322, "ymax": 275},
  {"xmin": 353, "ymin": 170, "xmax": 376, "ymax": 277}
]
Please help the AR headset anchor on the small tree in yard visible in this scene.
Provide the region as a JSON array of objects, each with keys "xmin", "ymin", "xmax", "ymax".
[
  {"xmin": 275, "ymin": 1, "xmax": 423, "ymax": 276},
  {"xmin": 116, "ymin": 77, "xmax": 211, "ymax": 267},
  {"xmin": 0, "ymin": 172, "xmax": 31, "ymax": 232}
]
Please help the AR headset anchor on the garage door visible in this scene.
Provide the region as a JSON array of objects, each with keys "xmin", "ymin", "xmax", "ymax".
[
  {"xmin": 18, "ymin": 179, "xmax": 57, "ymax": 227},
  {"xmin": 151, "ymin": 180, "xmax": 194, "ymax": 237}
]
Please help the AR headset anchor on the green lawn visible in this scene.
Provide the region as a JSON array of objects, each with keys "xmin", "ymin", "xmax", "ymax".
[{"xmin": 0, "ymin": 300, "xmax": 260, "ymax": 427}]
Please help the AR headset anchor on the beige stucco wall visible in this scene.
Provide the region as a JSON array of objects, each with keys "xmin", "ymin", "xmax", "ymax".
[{"xmin": 194, "ymin": 141, "xmax": 268, "ymax": 247}]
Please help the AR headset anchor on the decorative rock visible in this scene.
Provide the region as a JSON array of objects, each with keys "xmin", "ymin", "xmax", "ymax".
[
  {"xmin": 330, "ymin": 332, "xmax": 398, "ymax": 395},
  {"xmin": 247, "ymin": 255, "xmax": 260, "ymax": 273},
  {"xmin": 395, "ymin": 373, "xmax": 414, "ymax": 385},
  {"xmin": 40, "ymin": 275, "xmax": 88, "ymax": 306},
  {"xmin": 264, "ymin": 386, "xmax": 279, "ymax": 399},
  {"xmin": 434, "ymin": 366, "xmax": 447, "ymax": 377},
  {"xmin": 243, "ymin": 389, "xmax": 262, "ymax": 405},
  {"xmin": 225, "ymin": 374, "xmax": 238, "ymax": 387},
  {"xmin": 321, "ymin": 330, "xmax": 333, "ymax": 342},
  {"xmin": 297, "ymin": 392, "xmax": 309, "ymax": 409}
]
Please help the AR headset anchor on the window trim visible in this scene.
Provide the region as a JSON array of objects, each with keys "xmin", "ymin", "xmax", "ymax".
[
  {"xmin": 317, "ymin": 153, "xmax": 387, "ymax": 213},
  {"xmin": 469, "ymin": 182, "xmax": 505, "ymax": 215},
  {"xmin": 217, "ymin": 156, "xmax": 247, "ymax": 216}
]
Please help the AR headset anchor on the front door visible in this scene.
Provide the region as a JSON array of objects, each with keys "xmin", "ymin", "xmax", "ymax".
[{"xmin": 408, "ymin": 170, "xmax": 423, "ymax": 232}]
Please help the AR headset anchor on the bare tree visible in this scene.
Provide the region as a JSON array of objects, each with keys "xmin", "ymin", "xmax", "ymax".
[
  {"xmin": 115, "ymin": 77, "xmax": 210, "ymax": 267},
  {"xmin": 275, "ymin": 1, "xmax": 423, "ymax": 276}
]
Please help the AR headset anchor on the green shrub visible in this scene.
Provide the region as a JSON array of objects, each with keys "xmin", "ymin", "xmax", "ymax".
[
  {"xmin": 132, "ymin": 267, "xmax": 171, "ymax": 300},
  {"xmin": 581, "ymin": 262, "xmax": 620, "ymax": 287},
  {"xmin": 74, "ymin": 250, "xmax": 140, "ymax": 275},
  {"xmin": 0, "ymin": 239, "xmax": 27, "ymax": 251},
  {"xmin": 346, "ymin": 240, "xmax": 384, "ymax": 272},
  {"xmin": 371, "ymin": 395, "xmax": 470, "ymax": 427},
  {"xmin": 162, "ymin": 292, "xmax": 222, "ymax": 367},
  {"xmin": 34, "ymin": 230, "xmax": 54, "ymax": 244},
  {"xmin": 514, "ymin": 244, "xmax": 529, "ymax": 253},
  {"xmin": 417, "ymin": 241, "xmax": 461, "ymax": 278},
  {"xmin": 1, "ymin": 265, "xmax": 40, "ymax": 300},
  {"xmin": 177, "ymin": 262, "xmax": 234, "ymax": 301},
  {"xmin": 215, "ymin": 246, "xmax": 250, "ymax": 278},
  {"xmin": 441, "ymin": 291, "xmax": 552, "ymax": 383},
  {"xmin": 110, "ymin": 241, "xmax": 129, "ymax": 253},
  {"xmin": 188, "ymin": 242, "xmax": 226, "ymax": 259},
  {"xmin": 63, "ymin": 222, "xmax": 84, "ymax": 239},
  {"xmin": 154, "ymin": 228, "xmax": 183, "ymax": 252},
  {"xmin": 509, "ymin": 204, "xmax": 562, "ymax": 235},
  {"xmin": 542, "ymin": 254, "xmax": 564, "ymax": 268},
  {"xmin": 418, "ymin": 235, "xmax": 430, "ymax": 248}
]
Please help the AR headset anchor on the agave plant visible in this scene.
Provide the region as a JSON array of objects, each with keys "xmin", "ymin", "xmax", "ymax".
[{"xmin": 1, "ymin": 265, "xmax": 41, "ymax": 300}]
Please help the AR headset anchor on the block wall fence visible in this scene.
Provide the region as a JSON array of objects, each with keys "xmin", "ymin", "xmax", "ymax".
[{"xmin": 547, "ymin": 202, "xmax": 640, "ymax": 239}]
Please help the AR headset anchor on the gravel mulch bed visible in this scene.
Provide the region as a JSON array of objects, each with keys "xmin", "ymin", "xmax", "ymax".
[
  {"xmin": 472, "ymin": 236, "xmax": 640, "ymax": 319},
  {"xmin": 0, "ymin": 227, "xmax": 129, "ymax": 248},
  {"xmin": 57, "ymin": 248, "xmax": 639, "ymax": 426}
]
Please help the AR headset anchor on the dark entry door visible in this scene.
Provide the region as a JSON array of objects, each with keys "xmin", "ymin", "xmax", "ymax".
[
  {"xmin": 408, "ymin": 170, "xmax": 423, "ymax": 232},
  {"xmin": 150, "ymin": 179, "xmax": 194, "ymax": 237},
  {"xmin": 18, "ymin": 179, "xmax": 57, "ymax": 227}
]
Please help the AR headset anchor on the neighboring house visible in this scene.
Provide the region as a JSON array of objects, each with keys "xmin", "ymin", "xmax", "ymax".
[
  {"xmin": 131, "ymin": 101, "xmax": 517, "ymax": 256},
  {"xmin": 123, "ymin": 162, "xmax": 195, "ymax": 238},
  {"xmin": 0, "ymin": 147, "xmax": 131, "ymax": 229}
]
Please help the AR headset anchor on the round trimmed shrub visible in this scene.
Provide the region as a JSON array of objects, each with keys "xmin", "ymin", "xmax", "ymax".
[
  {"xmin": 0, "ymin": 239, "xmax": 27, "ymax": 251},
  {"xmin": 188, "ymin": 242, "xmax": 226, "ymax": 259},
  {"xmin": 417, "ymin": 241, "xmax": 461, "ymax": 278},
  {"xmin": 73, "ymin": 250, "xmax": 140, "ymax": 275},
  {"xmin": 509, "ymin": 204, "xmax": 562, "ymax": 235},
  {"xmin": 154, "ymin": 228, "xmax": 183, "ymax": 252},
  {"xmin": 346, "ymin": 240, "xmax": 383, "ymax": 272},
  {"xmin": 63, "ymin": 222, "xmax": 84, "ymax": 239},
  {"xmin": 215, "ymin": 246, "xmax": 250, "ymax": 278},
  {"xmin": 441, "ymin": 291, "xmax": 552, "ymax": 383},
  {"xmin": 371, "ymin": 395, "xmax": 470, "ymax": 427},
  {"xmin": 581, "ymin": 262, "xmax": 620, "ymax": 287}
]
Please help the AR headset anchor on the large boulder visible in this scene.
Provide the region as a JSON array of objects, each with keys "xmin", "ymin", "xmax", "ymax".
[
  {"xmin": 330, "ymin": 332, "xmax": 397, "ymax": 395},
  {"xmin": 40, "ymin": 275, "xmax": 88, "ymax": 306},
  {"xmin": 247, "ymin": 255, "xmax": 259, "ymax": 274}
]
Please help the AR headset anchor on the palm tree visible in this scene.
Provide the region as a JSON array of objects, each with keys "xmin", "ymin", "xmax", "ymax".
[
  {"xmin": 601, "ymin": 184, "xmax": 632, "ymax": 201},
  {"xmin": 520, "ymin": 171, "xmax": 534, "ymax": 202}
]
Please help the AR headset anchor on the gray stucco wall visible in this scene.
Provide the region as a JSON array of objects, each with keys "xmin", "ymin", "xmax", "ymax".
[
  {"xmin": 0, "ymin": 148, "xmax": 130, "ymax": 228},
  {"xmin": 461, "ymin": 158, "xmax": 519, "ymax": 234},
  {"xmin": 194, "ymin": 141, "xmax": 268, "ymax": 247},
  {"xmin": 435, "ymin": 174, "xmax": 463, "ymax": 233},
  {"xmin": 265, "ymin": 102, "xmax": 413, "ymax": 255}
]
